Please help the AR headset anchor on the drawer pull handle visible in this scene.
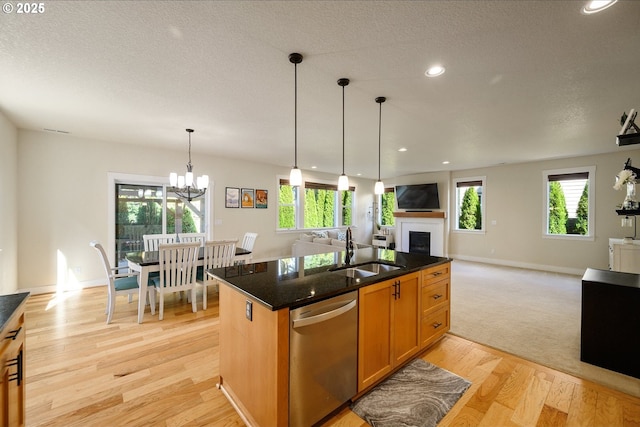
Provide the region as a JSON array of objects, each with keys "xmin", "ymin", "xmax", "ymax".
[
  {"xmin": 432, "ymin": 322, "xmax": 443, "ymax": 329},
  {"xmin": 432, "ymin": 294, "xmax": 442, "ymax": 300},
  {"xmin": 5, "ymin": 326, "xmax": 21, "ymax": 340},
  {"xmin": 432, "ymin": 271, "xmax": 443, "ymax": 277},
  {"xmin": 7, "ymin": 349, "xmax": 23, "ymax": 386}
]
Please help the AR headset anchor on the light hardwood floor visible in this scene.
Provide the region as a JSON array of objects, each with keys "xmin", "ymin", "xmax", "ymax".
[{"xmin": 25, "ymin": 287, "xmax": 640, "ymax": 426}]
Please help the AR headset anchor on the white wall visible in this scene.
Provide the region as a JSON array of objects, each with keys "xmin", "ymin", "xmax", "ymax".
[
  {"xmin": 0, "ymin": 112, "xmax": 18, "ymax": 295},
  {"xmin": 448, "ymin": 149, "xmax": 640, "ymax": 274},
  {"xmin": 16, "ymin": 130, "xmax": 376, "ymax": 291}
]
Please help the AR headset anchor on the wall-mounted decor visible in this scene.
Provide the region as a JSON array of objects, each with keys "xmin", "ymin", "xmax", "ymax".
[
  {"xmin": 225, "ymin": 187, "xmax": 240, "ymax": 208},
  {"xmin": 241, "ymin": 188, "xmax": 255, "ymax": 208},
  {"xmin": 255, "ymin": 189, "xmax": 268, "ymax": 209}
]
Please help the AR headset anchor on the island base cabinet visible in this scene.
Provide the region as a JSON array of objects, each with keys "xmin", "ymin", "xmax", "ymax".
[
  {"xmin": 218, "ymin": 283, "xmax": 289, "ymax": 427},
  {"xmin": 357, "ymin": 272, "xmax": 420, "ymax": 393}
]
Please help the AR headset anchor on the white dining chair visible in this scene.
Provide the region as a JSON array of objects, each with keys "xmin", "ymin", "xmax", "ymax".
[
  {"xmin": 198, "ymin": 239, "xmax": 237, "ymax": 310},
  {"xmin": 143, "ymin": 234, "xmax": 176, "ymax": 251},
  {"xmin": 177, "ymin": 232, "xmax": 205, "ymax": 246},
  {"xmin": 236, "ymin": 232, "xmax": 258, "ymax": 263},
  {"xmin": 151, "ymin": 242, "xmax": 200, "ymax": 320},
  {"xmin": 90, "ymin": 241, "xmax": 156, "ymax": 324}
]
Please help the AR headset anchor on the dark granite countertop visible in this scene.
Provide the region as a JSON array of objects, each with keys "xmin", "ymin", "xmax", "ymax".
[
  {"xmin": 208, "ymin": 247, "xmax": 451, "ymax": 310},
  {"xmin": 0, "ymin": 292, "xmax": 30, "ymax": 332}
]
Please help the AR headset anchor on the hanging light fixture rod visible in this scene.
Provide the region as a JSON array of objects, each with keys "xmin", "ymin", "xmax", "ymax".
[
  {"xmin": 338, "ymin": 78, "xmax": 350, "ymax": 191},
  {"xmin": 289, "ymin": 53, "xmax": 303, "ymax": 186},
  {"xmin": 375, "ymin": 96, "xmax": 386, "ymax": 195}
]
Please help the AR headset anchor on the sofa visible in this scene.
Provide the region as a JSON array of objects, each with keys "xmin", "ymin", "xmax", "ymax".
[{"xmin": 291, "ymin": 230, "xmax": 368, "ymax": 257}]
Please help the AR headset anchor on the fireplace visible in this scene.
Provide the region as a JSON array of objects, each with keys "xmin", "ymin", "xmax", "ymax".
[
  {"xmin": 409, "ymin": 231, "xmax": 431, "ymax": 255},
  {"xmin": 393, "ymin": 211, "xmax": 445, "ymax": 257}
]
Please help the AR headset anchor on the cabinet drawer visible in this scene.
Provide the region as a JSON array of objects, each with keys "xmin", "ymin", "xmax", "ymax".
[
  {"xmin": 421, "ymin": 306, "xmax": 449, "ymax": 348},
  {"xmin": 422, "ymin": 279, "xmax": 449, "ymax": 314},
  {"xmin": 422, "ymin": 263, "xmax": 450, "ymax": 285},
  {"xmin": 1, "ymin": 312, "xmax": 24, "ymax": 355}
]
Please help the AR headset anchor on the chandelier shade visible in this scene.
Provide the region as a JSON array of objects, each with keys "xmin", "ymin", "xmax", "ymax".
[
  {"xmin": 374, "ymin": 96, "xmax": 386, "ymax": 195},
  {"xmin": 289, "ymin": 53, "xmax": 303, "ymax": 186},
  {"xmin": 337, "ymin": 78, "xmax": 350, "ymax": 191},
  {"xmin": 168, "ymin": 129, "xmax": 209, "ymax": 202}
]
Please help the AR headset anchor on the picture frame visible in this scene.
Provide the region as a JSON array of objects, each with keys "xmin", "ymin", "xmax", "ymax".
[
  {"xmin": 255, "ymin": 189, "xmax": 268, "ymax": 209},
  {"xmin": 241, "ymin": 188, "xmax": 254, "ymax": 208},
  {"xmin": 225, "ymin": 187, "xmax": 240, "ymax": 208}
]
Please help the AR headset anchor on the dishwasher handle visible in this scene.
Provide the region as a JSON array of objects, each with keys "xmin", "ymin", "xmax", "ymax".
[{"xmin": 292, "ymin": 299, "xmax": 357, "ymax": 329}]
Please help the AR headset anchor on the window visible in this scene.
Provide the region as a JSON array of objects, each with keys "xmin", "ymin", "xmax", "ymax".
[
  {"xmin": 278, "ymin": 179, "xmax": 298, "ymax": 229},
  {"xmin": 543, "ymin": 167, "xmax": 595, "ymax": 238},
  {"xmin": 454, "ymin": 177, "xmax": 485, "ymax": 232},
  {"xmin": 277, "ymin": 178, "xmax": 355, "ymax": 230},
  {"xmin": 378, "ymin": 187, "xmax": 395, "ymax": 227},
  {"xmin": 109, "ymin": 173, "xmax": 209, "ymax": 268}
]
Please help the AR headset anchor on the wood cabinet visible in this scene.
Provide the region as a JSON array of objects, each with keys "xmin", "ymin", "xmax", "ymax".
[
  {"xmin": 218, "ymin": 285, "xmax": 289, "ymax": 427},
  {"xmin": 0, "ymin": 294, "xmax": 28, "ymax": 427},
  {"xmin": 420, "ymin": 263, "xmax": 451, "ymax": 349},
  {"xmin": 358, "ymin": 272, "xmax": 420, "ymax": 392}
]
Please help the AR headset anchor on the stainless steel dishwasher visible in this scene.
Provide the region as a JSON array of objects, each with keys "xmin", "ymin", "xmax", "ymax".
[{"xmin": 289, "ymin": 291, "xmax": 358, "ymax": 427}]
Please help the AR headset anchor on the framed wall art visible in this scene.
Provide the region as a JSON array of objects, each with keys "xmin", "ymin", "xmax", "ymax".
[
  {"xmin": 241, "ymin": 188, "xmax": 254, "ymax": 208},
  {"xmin": 255, "ymin": 189, "xmax": 268, "ymax": 208},
  {"xmin": 225, "ymin": 187, "xmax": 240, "ymax": 208}
]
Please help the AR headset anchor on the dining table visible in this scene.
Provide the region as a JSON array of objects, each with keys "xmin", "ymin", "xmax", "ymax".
[{"xmin": 125, "ymin": 246, "xmax": 251, "ymax": 323}]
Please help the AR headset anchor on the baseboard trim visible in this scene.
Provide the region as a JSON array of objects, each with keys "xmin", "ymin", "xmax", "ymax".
[
  {"xmin": 448, "ymin": 254, "xmax": 584, "ymax": 276},
  {"xmin": 20, "ymin": 280, "xmax": 106, "ymax": 296}
]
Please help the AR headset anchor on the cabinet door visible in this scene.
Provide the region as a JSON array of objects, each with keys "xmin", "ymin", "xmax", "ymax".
[
  {"xmin": 391, "ymin": 272, "xmax": 420, "ymax": 367},
  {"xmin": 358, "ymin": 280, "xmax": 393, "ymax": 392}
]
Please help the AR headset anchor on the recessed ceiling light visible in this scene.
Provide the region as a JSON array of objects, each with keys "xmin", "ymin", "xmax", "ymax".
[
  {"xmin": 425, "ymin": 65, "xmax": 445, "ymax": 77},
  {"xmin": 582, "ymin": 0, "xmax": 617, "ymax": 14},
  {"xmin": 442, "ymin": 160, "xmax": 450, "ymax": 165},
  {"xmin": 398, "ymin": 147, "xmax": 407, "ymax": 152},
  {"xmin": 311, "ymin": 165, "xmax": 317, "ymax": 169}
]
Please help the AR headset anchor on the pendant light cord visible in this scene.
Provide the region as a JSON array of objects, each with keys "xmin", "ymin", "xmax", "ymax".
[
  {"xmin": 342, "ymin": 84, "xmax": 345, "ymax": 175},
  {"xmin": 378, "ymin": 101, "xmax": 382, "ymax": 181},
  {"xmin": 294, "ymin": 61, "xmax": 298, "ymax": 168}
]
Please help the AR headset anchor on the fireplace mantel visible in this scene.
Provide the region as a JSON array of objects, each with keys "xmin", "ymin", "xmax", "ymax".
[
  {"xmin": 393, "ymin": 211, "xmax": 446, "ymax": 219},
  {"xmin": 393, "ymin": 212, "xmax": 446, "ymax": 256}
]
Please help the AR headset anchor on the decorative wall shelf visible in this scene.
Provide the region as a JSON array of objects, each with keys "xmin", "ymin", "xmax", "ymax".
[{"xmin": 393, "ymin": 211, "xmax": 446, "ymax": 219}]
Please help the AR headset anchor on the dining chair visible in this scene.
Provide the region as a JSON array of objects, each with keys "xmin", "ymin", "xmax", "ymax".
[
  {"xmin": 143, "ymin": 234, "xmax": 176, "ymax": 251},
  {"xmin": 177, "ymin": 232, "xmax": 205, "ymax": 246},
  {"xmin": 198, "ymin": 239, "xmax": 237, "ymax": 309},
  {"xmin": 151, "ymin": 242, "xmax": 200, "ymax": 320},
  {"xmin": 237, "ymin": 232, "xmax": 258, "ymax": 263},
  {"xmin": 90, "ymin": 240, "xmax": 156, "ymax": 324}
]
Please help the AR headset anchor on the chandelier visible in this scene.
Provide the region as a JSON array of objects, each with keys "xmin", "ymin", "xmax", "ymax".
[{"xmin": 169, "ymin": 129, "xmax": 209, "ymax": 202}]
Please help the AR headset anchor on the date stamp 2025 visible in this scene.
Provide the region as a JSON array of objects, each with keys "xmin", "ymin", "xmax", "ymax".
[{"xmin": 3, "ymin": 2, "xmax": 46, "ymax": 14}]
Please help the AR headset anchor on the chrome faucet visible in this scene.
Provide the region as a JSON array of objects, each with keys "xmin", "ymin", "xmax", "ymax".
[{"xmin": 344, "ymin": 227, "xmax": 354, "ymax": 265}]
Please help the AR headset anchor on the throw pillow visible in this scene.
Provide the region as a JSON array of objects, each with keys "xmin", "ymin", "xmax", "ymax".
[{"xmin": 337, "ymin": 231, "xmax": 347, "ymax": 241}]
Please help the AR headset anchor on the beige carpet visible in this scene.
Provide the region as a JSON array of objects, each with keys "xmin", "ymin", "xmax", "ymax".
[{"xmin": 450, "ymin": 260, "xmax": 640, "ymax": 398}]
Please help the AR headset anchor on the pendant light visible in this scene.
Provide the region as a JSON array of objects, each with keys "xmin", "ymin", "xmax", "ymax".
[
  {"xmin": 289, "ymin": 53, "xmax": 303, "ymax": 186},
  {"xmin": 169, "ymin": 128, "xmax": 209, "ymax": 202},
  {"xmin": 337, "ymin": 78, "xmax": 350, "ymax": 191},
  {"xmin": 374, "ymin": 97, "xmax": 386, "ymax": 195}
]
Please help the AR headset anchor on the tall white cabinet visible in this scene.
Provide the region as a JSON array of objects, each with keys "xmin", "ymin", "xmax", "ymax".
[{"xmin": 609, "ymin": 238, "xmax": 640, "ymax": 274}]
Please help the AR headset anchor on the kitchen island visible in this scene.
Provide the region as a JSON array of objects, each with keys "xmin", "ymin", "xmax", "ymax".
[{"xmin": 209, "ymin": 247, "xmax": 451, "ymax": 427}]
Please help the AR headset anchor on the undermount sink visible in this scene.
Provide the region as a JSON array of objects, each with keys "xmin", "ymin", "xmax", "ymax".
[{"xmin": 330, "ymin": 262, "xmax": 402, "ymax": 279}]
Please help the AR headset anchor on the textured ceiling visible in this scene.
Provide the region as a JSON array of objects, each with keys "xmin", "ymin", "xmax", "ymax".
[{"xmin": 1, "ymin": 1, "xmax": 639, "ymax": 180}]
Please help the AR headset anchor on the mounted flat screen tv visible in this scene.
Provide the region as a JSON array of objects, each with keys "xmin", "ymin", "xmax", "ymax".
[{"xmin": 395, "ymin": 183, "xmax": 440, "ymax": 210}]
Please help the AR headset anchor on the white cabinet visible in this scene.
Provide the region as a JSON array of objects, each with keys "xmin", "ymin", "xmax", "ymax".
[{"xmin": 609, "ymin": 238, "xmax": 640, "ymax": 274}]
